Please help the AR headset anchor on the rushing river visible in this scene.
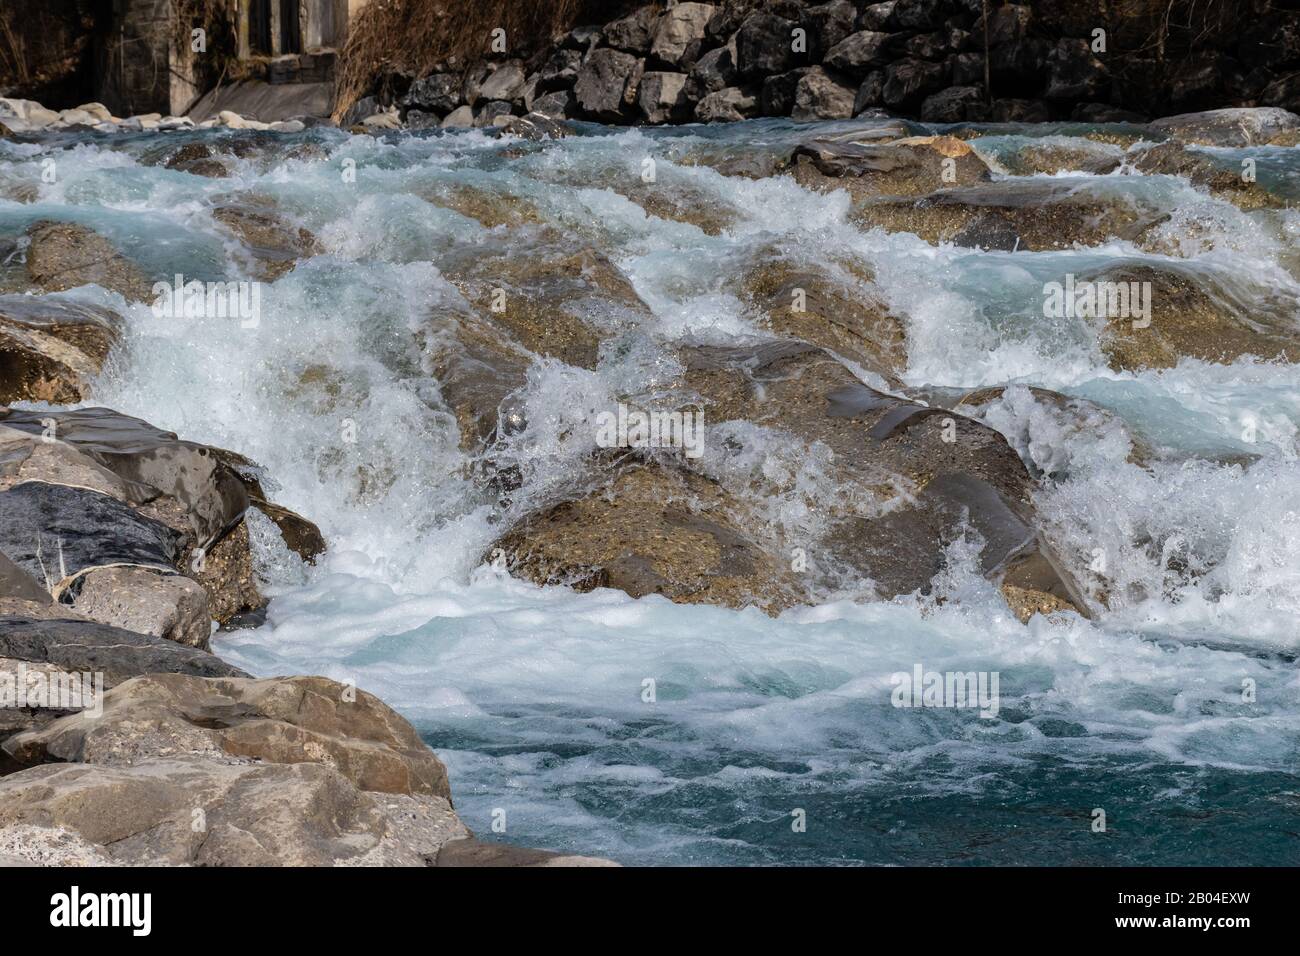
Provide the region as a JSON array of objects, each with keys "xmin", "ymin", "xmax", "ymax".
[{"xmin": 3, "ymin": 117, "xmax": 1299, "ymax": 864}]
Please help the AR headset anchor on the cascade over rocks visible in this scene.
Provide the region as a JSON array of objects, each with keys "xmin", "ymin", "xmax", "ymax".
[
  {"xmin": 0, "ymin": 295, "xmax": 122, "ymax": 404},
  {"xmin": 490, "ymin": 341, "xmax": 1086, "ymax": 620}
]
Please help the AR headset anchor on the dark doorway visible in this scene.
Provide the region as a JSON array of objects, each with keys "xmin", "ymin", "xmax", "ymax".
[
  {"xmin": 280, "ymin": 0, "xmax": 302, "ymax": 55},
  {"xmin": 250, "ymin": 0, "xmax": 272, "ymax": 55}
]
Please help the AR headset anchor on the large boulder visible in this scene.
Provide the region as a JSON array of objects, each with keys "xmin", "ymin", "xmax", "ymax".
[
  {"xmin": 1128, "ymin": 141, "xmax": 1287, "ymax": 210},
  {"xmin": 0, "ymin": 758, "xmax": 465, "ymax": 866},
  {"xmin": 696, "ymin": 86, "xmax": 759, "ymax": 123},
  {"xmin": 824, "ymin": 30, "xmax": 891, "ymax": 74},
  {"xmin": 490, "ymin": 341, "xmax": 1087, "ymax": 619},
  {"xmin": 0, "ymin": 618, "xmax": 246, "ymax": 688},
  {"xmin": 639, "ymin": 71, "xmax": 690, "ymax": 124},
  {"xmin": 0, "ymin": 295, "xmax": 122, "ymax": 404},
  {"xmin": 574, "ymin": 48, "xmax": 643, "ymax": 121},
  {"xmin": 4, "ymin": 673, "xmax": 450, "ymax": 799},
  {"xmin": 738, "ymin": 257, "xmax": 907, "ymax": 382},
  {"xmin": 650, "ymin": 2, "xmax": 715, "ymax": 68},
  {"xmin": 605, "ymin": 7, "xmax": 662, "ymax": 54},
  {"xmin": 792, "ymin": 66, "xmax": 857, "ymax": 121},
  {"xmin": 854, "ymin": 179, "xmax": 1165, "ymax": 251},
  {"xmin": 401, "ymin": 73, "xmax": 461, "ymax": 113},
  {"xmin": 211, "ymin": 196, "xmax": 321, "ymax": 282},
  {"xmin": 735, "ymin": 13, "xmax": 801, "ymax": 77}
]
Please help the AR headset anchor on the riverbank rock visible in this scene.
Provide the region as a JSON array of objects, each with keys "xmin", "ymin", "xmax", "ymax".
[
  {"xmin": 1089, "ymin": 263, "xmax": 1300, "ymax": 371},
  {"xmin": 23, "ymin": 221, "xmax": 151, "ymax": 302},
  {"xmin": 0, "ymin": 295, "xmax": 122, "ymax": 403},
  {"xmin": 4, "ymin": 673, "xmax": 450, "ymax": 798},
  {"xmin": 0, "ymin": 618, "xmax": 245, "ymax": 688},
  {"xmin": 0, "ymin": 758, "xmax": 465, "ymax": 866}
]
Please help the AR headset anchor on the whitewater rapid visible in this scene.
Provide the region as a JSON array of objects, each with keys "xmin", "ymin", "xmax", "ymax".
[{"xmin": 3, "ymin": 118, "xmax": 1298, "ymax": 863}]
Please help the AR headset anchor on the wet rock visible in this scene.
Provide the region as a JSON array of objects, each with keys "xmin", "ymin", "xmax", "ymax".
[
  {"xmin": 492, "ymin": 341, "xmax": 1086, "ymax": 616},
  {"xmin": 855, "ymin": 179, "xmax": 1163, "ymax": 250},
  {"xmin": 739, "ymin": 257, "xmax": 907, "ymax": 381},
  {"xmin": 429, "ymin": 242, "xmax": 649, "ymax": 447},
  {"xmin": 0, "ymin": 296, "xmax": 122, "ymax": 403},
  {"xmin": 1128, "ymin": 141, "xmax": 1286, "ymax": 210},
  {"xmin": 4, "ymin": 673, "xmax": 450, "ymax": 799},
  {"xmin": 650, "ymin": 2, "xmax": 715, "ymax": 68},
  {"xmin": 1000, "ymin": 139, "xmax": 1124, "ymax": 176},
  {"xmin": 575, "ymin": 48, "xmax": 642, "ymax": 121},
  {"xmin": 498, "ymin": 112, "xmax": 570, "ymax": 141},
  {"xmin": 419, "ymin": 182, "xmax": 543, "ymax": 229},
  {"xmin": 0, "ymin": 618, "xmax": 246, "ymax": 688},
  {"xmin": 66, "ymin": 567, "xmax": 210, "ymax": 649},
  {"xmin": 494, "ymin": 460, "xmax": 807, "ymax": 611},
  {"xmin": 619, "ymin": 180, "xmax": 737, "ymax": 235},
  {"xmin": 157, "ymin": 142, "xmax": 229, "ymax": 178},
  {"xmin": 24, "ymin": 221, "xmax": 151, "ymax": 303},
  {"xmin": 792, "ymin": 134, "xmax": 991, "ymax": 199},
  {"xmin": 211, "ymin": 196, "xmax": 321, "ymax": 281},
  {"xmin": 1149, "ymin": 107, "xmax": 1300, "ymax": 147},
  {"xmin": 1088, "ymin": 263, "xmax": 1300, "ymax": 371},
  {"xmin": 792, "ymin": 66, "xmax": 857, "ymax": 121},
  {"xmin": 206, "ymin": 447, "xmax": 326, "ymax": 564}
]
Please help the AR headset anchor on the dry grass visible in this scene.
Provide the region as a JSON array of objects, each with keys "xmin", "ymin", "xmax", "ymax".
[
  {"xmin": 335, "ymin": 0, "xmax": 599, "ymax": 121},
  {"xmin": 1112, "ymin": 0, "xmax": 1257, "ymax": 56}
]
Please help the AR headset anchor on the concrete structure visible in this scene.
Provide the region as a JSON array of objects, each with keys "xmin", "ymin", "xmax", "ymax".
[{"xmin": 96, "ymin": 0, "xmax": 366, "ymax": 118}]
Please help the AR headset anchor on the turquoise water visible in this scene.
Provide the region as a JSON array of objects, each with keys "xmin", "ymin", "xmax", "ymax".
[{"xmin": 4, "ymin": 118, "xmax": 1298, "ymax": 865}]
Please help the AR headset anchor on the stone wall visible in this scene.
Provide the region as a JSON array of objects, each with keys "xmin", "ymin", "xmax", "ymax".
[{"xmin": 387, "ymin": 0, "xmax": 1300, "ymax": 128}]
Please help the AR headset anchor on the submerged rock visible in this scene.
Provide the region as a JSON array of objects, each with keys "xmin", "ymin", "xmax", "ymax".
[
  {"xmin": 1088, "ymin": 263, "xmax": 1300, "ymax": 370},
  {"xmin": 211, "ymin": 196, "xmax": 321, "ymax": 281},
  {"xmin": 739, "ymin": 256, "xmax": 908, "ymax": 381},
  {"xmin": 855, "ymin": 179, "xmax": 1164, "ymax": 250},
  {"xmin": 1127, "ymin": 141, "xmax": 1287, "ymax": 210},
  {"xmin": 1148, "ymin": 107, "xmax": 1300, "ymax": 147},
  {"xmin": 23, "ymin": 221, "xmax": 151, "ymax": 302}
]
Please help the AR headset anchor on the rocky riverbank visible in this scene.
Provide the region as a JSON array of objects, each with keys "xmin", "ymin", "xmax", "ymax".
[
  {"xmin": 0, "ymin": 217, "xmax": 612, "ymax": 866},
  {"xmin": 340, "ymin": 0, "xmax": 1300, "ymax": 130}
]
